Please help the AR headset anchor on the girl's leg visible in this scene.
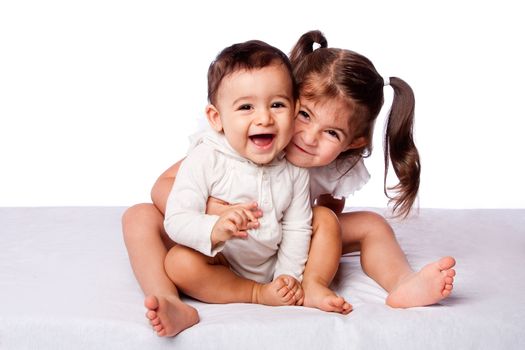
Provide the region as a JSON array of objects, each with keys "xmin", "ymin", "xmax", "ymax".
[
  {"xmin": 302, "ymin": 206, "xmax": 352, "ymax": 314},
  {"xmin": 122, "ymin": 203, "xmax": 199, "ymax": 336},
  {"xmin": 164, "ymin": 245, "xmax": 299, "ymax": 306},
  {"xmin": 338, "ymin": 211, "xmax": 456, "ymax": 308}
]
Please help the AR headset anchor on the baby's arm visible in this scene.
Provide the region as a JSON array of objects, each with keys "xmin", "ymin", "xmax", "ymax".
[
  {"xmin": 151, "ymin": 160, "xmax": 246, "ymax": 217},
  {"xmin": 274, "ymin": 167, "xmax": 313, "ymax": 282},
  {"xmin": 164, "ymin": 146, "xmax": 224, "ymax": 256}
]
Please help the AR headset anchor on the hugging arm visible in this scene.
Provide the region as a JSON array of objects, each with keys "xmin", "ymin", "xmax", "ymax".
[{"xmin": 151, "ymin": 159, "xmax": 184, "ymax": 215}]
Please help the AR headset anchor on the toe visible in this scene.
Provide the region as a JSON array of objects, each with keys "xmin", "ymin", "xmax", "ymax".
[
  {"xmin": 150, "ymin": 317, "xmax": 161, "ymax": 326},
  {"xmin": 144, "ymin": 295, "xmax": 159, "ymax": 310},
  {"xmin": 146, "ymin": 310, "xmax": 157, "ymax": 320},
  {"xmin": 342, "ymin": 302, "xmax": 353, "ymax": 314},
  {"xmin": 438, "ymin": 256, "xmax": 456, "ymax": 270}
]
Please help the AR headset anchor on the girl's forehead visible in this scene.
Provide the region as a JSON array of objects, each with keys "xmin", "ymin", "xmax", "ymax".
[{"xmin": 301, "ymin": 96, "xmax": 354, "ymax": 129}]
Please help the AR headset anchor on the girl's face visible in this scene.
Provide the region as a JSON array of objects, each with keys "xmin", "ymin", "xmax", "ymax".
[{"xmin": 285, "ymin": 96, "xmax": 361, "ymax": 168}]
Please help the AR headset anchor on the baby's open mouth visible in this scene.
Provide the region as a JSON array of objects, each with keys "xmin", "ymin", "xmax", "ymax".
[{"xmin": 249, "ymin": 134, "xmax": 275, "ymax": 147}]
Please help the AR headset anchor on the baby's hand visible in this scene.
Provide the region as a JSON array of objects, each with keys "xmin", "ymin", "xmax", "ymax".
[{"xmin": 211, "ymin": 203, "xmax": 261, "ymax": 246}]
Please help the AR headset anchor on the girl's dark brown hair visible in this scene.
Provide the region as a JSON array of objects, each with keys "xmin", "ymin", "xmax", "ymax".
[
  {"xmin": 207, "ymin": 40, "xmax": 298, "ymax": 105},
  {"xmin": 290, "ymin": 30, "xmax": 420, "ymax": 217}
]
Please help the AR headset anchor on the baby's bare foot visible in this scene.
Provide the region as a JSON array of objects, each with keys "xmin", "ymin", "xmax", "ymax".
[
  {"xmin": 144, "ymin": 295, "xmax": 199, "ymax": 337},
  {"xmin": 252, "ymin": 275, "xmax": 301, "ymax": 306},
  {"xmin": 303, "ymin": 280, "xmax": 352, "ymax": 314},
  {"xmin": 386, "ymin": 256, "xmax": 456, "ymax": 308}
]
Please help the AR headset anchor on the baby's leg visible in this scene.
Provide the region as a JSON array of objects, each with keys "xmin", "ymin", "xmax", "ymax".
[
  {"xmin": 122, "ymin": 204, "xmax": 198, "ymax": 336},
  {"xmin": 339, "ymin": 211, "xmax": 456, "ymax": 308},
  {"xmin": 302, "ymin": 206, "xmax": 352, "ymax": 314},
  {"xmin": 165, "ymin": 245, "xmax": 299, "ymax": 306}
]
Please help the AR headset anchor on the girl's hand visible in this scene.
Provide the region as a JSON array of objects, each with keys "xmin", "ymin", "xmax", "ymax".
[
  {"xmin": 207, "ymin": 198, "xmax": 263, "ymax": 226},
  {"xmin": 210, "ymin": 202, "xmax": 262, "ymax": 246},
  {"xmin": 315, "ymin": 194, "xmax": 346, "ymax": 215}
]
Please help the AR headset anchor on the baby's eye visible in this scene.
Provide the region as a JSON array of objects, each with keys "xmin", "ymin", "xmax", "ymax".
[
  {"xmin": 271, "ymin": 102, "xmax": 286, "ymax": 108},
  {"xmin": 298, "ymin": 110, "xmax": 310, "ymax": 120},
  {"xmin": 326, "ymin": 130, "xmax": 341, "ymax": 140},
  {"xmin": 238, "ymin": 104, "xmax": 253, "ymax": 111}
]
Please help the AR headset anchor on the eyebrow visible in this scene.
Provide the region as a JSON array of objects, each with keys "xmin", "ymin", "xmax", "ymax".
[{"xmin": 232, "ymin": 94, "xmax": 292, "ymax": 107}]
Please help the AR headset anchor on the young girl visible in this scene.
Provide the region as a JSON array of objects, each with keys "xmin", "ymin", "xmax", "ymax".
[
  {"xmin": 162, "ymin": 39, "xmax": 312, "ymax": 307},
  {"xmin": 122, "ymin": 30, "xmax": 455, "ymax": 337}
]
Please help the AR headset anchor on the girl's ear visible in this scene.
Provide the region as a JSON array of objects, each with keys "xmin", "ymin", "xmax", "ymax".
[
  {"xmin": 345, "ymin": 136, "xmax": 367, "ymax": 151},
  {"xmin": 205, "ymin": 104, "xmax": 223, "ymax": 132}
]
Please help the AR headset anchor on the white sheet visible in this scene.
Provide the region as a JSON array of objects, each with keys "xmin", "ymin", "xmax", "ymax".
[{"xmin": 1, "ymin": 207, "xmax": 524, "ymax": 349}]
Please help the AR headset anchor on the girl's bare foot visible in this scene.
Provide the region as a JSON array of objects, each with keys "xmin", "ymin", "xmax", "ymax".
[
  {"xmin": 386, "ymin": 256, "xmax": 456, "ymax": 308},
  {"xmin": 144, "ymin": 295, "xmax": 199, "ymax": 337},
  {"xmin": 252, "ymin": 275, "xmax": 302, "ymax": 306},
  {"xmin": 303, "ymin": 280, "xmax": 352, "ymax": 314}
]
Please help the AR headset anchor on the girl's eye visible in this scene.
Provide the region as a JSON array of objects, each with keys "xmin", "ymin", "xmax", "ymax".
[
  {"xmin": 298, "ymin": 110, "xmax": 310, "ymax": 120},
  {"xmin": 326, "ymin": 130, "xmax": 340, "ymax": 140},
  {"xmin": 271, "ymin": 102, "xmax": 286, "ymax": 108}
]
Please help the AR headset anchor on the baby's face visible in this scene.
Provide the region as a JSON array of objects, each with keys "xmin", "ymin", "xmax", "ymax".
[
  {"xmin": 212, "ymin": 64, "xmax": 296, "ymax": 165},
  {"xmin": 285, "ymin": 96, "xmax": 356, "ymax": 168}
]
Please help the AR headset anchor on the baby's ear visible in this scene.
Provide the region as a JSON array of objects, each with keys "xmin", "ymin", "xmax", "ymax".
[{"xmin": 205, "ymin": 104, "xmax": 223, "ymax": 132}]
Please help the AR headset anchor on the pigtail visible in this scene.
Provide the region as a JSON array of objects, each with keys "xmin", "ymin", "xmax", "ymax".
[
  {"xmin": 289, "ymin": 30, "xmax": 328, "ymax": 68},
  {"xmin": 383, "ymin": 77, "xmax": 420, "ymax": 217}
]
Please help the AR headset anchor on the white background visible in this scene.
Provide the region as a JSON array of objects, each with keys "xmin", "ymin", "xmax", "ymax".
[{"xmin": 1, "ymin": 0, "xmax": 524, "ymax": 209}]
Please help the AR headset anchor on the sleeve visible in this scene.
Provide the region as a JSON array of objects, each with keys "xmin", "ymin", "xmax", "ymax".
[
  {"xmin": 163, "ymin": 144, "xmax": 223, "ymax": 256},
  {"xmin": 273, "ymin": 166, "xmax": 312, "ymax": 281},
  {"xmin": 331, "ymin": 159, "xmax": 370, "ymax": 199}
]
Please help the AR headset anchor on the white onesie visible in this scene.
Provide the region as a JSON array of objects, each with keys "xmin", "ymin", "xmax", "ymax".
[{"xmin": 164, "ymin": 130, "xmax": 312, "ymax": 284}]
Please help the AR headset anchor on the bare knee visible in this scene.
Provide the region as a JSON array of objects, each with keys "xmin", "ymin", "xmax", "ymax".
[
  {"xmin": 122, "ymin": 203, "xmax": 158, "ymax": 225},
  {"xmin": 361, "ymin": 211, "xmax": 394, "ymax": 237},
  {"xmin": 122, "ymin": 203, "xmax": 165, "ymax": 240},
  {"xmin": 164, "ymin": 245, "xmax": 204, "ymax": 285},
  {"xmin": 342, "ymin": 210, "xmax": 394, "ymax": 241},
  {"xmin": 312, "ymin": 206, "xmax": 341, "ymax": 237}
]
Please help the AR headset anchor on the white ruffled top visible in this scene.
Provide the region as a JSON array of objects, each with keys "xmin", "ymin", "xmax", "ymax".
[{"xmin": 308, "ymin": 158, "xmax": 370, "ymax": 204}]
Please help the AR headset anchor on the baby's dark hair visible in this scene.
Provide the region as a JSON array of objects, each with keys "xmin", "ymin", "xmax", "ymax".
[
  {"xmin": 290, "ymin": 30, "xmax": 420, "ymax": 217},
  {"xmin": 207, "ymin": 40, "xmax": 298, "ymax": 105}
]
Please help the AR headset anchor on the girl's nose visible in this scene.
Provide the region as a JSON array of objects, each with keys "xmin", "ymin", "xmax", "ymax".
[{"xmin": 301, "ymin": 128, "xmax": 317, "ymax": 146}]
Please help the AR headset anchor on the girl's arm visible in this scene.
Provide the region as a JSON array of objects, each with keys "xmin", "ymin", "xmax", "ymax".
[
  {"xmin": 151, "ymin": 159, "xmax": 185, "ymax": 215},
  {"xmin": 315, "ymin": 194, "xmax": 346, "ymax": 215},
  {"xmin": 150, "ymin": 158, "xmax": 244, "ymax": 217}
]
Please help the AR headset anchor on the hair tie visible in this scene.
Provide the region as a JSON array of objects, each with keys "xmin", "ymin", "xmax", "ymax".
[{"xmin": 383, "ymin": 77, "xmax": 390, "ymax": 86}]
